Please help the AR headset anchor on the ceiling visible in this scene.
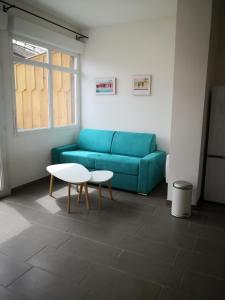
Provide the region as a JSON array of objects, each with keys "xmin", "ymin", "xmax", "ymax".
[{"xmin": 19, "ymin": 0, "xmax": 177, "ymax": 30}]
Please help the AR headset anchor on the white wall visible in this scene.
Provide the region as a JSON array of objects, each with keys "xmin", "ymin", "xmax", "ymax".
[
  {"xmin": 0, "ymin": 13, "xmax": 80, "ymax": 189},
  {"xmin": 7, "ymin": 130, "xmax": 78, "ymax": 188},
  {"xmin": 81, "ymin": 17, "xmax": 176, "ymax": 152},
  {"xmin": 167, "ymin": 0, "xmax": 212, "ymax": 204}
]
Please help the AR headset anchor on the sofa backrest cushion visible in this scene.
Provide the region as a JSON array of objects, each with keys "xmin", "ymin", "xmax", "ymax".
[
  {"xmin": 77, "ymin": 129, "xmax": 115, "ymax": 153},
  {"xmin": 111, "ymin": 131, "xmax": 156, "ymax": 157}
]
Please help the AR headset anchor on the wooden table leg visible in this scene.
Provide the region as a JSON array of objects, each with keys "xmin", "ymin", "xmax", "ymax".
[
  {"xmin": 67, "ymin": 183, "xmax": 71, "ymax": 213},
  {"xmin": 49, "ymin": 175, "xmax": 54, "ymax": 196},
  {"xmin": 84, "ymin": 183, "xmax": 90, "ymax": 209},
  {"xmin": 77, "ymin": 184, "xmax": 83, "ymax": 207},
  {"xmin": 98, "ymin": 184, "xmax": 103, "ymax": 209},
  {"xmin": 108, "ymin": 180, "xmax": 113, "ymax": 205}
]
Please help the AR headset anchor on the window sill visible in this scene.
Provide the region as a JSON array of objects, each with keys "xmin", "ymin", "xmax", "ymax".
[{"xmin": 15, "ymin": 124, "xmax": 80, "ymax": 136}]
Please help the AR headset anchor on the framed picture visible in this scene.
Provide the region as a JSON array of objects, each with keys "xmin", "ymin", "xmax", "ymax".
[
  {"xmin": 95, "ymin": 77, "xmax": 116, "ymax": 95},
  {"xmin": 132, "ymin": 75, "xmax": 151, "ymax": 95}
]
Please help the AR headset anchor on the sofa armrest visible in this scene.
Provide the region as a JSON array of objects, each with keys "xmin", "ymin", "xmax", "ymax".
[
  {"xmin": 51, "ymin": 144, "xmax": 77, "ymax": 164},
  {"xmin": 138, "ymin": 151, "xmax": 166, "ymax": 194}
]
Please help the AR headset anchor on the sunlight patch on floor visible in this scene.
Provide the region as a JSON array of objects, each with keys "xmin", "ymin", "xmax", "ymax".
[
  {"xmin": 35, "ymin": 185, "xmax": 98, "ymax": 214},
  {"xmin": 0, "ymin": 203, "xmax": 31, "ymax": 244},
  {"xmin": 36, "ymin": 196, "xmax": 62, "ymax": 214}
]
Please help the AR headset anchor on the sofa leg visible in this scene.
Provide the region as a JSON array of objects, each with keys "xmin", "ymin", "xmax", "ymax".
[{"xmin": 138, "ymin": 193, "xmax": 148, "ymax": 196}]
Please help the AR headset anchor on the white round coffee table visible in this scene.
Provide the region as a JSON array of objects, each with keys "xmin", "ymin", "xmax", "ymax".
[
  {"xmin": 46, "ymin": 163, "xmax": 91, "ymax": 213},
  {"xmin": 89, "ymin": 170, "xmax": 114, "ymax": 208}
]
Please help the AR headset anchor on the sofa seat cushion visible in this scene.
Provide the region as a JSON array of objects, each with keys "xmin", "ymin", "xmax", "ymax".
[
  {"xmin": 95, "ymin": 154, "xmax": 140, "ymax": 175},
  {"xmin": 60, "ymin": 151, "xmax": 109, "ymax": 169}
]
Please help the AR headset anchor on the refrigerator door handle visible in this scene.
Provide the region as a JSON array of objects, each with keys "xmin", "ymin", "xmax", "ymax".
[{"xmin": 208, "ymin": 154, "xmax": 225, "ymax": 159}]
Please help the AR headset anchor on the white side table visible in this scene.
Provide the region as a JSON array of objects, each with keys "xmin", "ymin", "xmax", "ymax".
[
  {"xmin": 46, "ymin": 163, "xmax": 91, "ymax": 213},
  {"xmin": 88, "ymin": 170, "xmax": 114, "ymax": 208}
]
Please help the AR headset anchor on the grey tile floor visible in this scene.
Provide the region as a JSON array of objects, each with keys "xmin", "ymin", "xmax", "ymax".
[{"xmin": 0, "ymin": 178, "xmax": 225, "ymax": 299}]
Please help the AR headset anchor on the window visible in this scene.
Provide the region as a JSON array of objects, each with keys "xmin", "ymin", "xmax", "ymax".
[{"xmin": 12, "ymin": 38, "xmax": 78, "ymax": 131}]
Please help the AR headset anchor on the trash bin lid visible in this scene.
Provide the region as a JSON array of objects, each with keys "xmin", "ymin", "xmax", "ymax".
[{"xmin": 173, "ymin": 181, "xmax": 192, "ymax": 190}]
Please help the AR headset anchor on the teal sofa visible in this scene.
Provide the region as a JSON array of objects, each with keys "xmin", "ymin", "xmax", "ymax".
[{"xmin": 51, "ymin": 129, "xmax": 166, "ymax": 194}]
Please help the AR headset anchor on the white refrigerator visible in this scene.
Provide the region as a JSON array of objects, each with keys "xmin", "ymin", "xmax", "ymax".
[{"xmin": 204, "ymin": 86, "xmax": 225, "ymax": 204}]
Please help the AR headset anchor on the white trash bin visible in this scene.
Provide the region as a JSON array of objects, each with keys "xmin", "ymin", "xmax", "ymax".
[{"xmin": 171, "ymin": 181, "xmax": 192, "ymax": 218}]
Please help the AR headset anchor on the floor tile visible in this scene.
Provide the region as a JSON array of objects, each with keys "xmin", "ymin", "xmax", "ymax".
[
  {"xmin": 137, "ymin": 219, "xmax": 196, "ymax": 250},
  {"xmin": 8, "ymin": 267, "xmax": 88, "ymax": 300},
  {"xmin": 181, "ymin": 270, "xmax": 225, "ymax": 300},
  {"xmin": 199, "ymin": 203, "xmax": 225, "ymax": 228},
  {"xmin": 27, "ymin": 246, "xmax": 92, "ymax": 284},
  {"xmin": 99, "ymin": 206, "xmax": 156, "ymax": 228},
  {"xmin": 0, "ymin": 235, "xmax": 46, "ymax": 262},
  {"xmin": 0, "ymin": 252, "xmax": 31, "ymax": 286},
  {"xmin": 188, "ymin": 209, "xmax": 206, "ymax": 226},
  {"xmin": 0, "ymin": 210, "xmax": 33, "ymax": 236},
  {"xmin": 58, "ymin": 235, "xmax": 122, "ymax": 266},
  {"xmin": 107, "ymin": 196, "xmax": 157, "ymax": 215},
  {"xmin": 158, "ymin": 287, "xmax": 201, "ymax": 300},
  {"xmin": 117, "ymin": 234, "xmax": 178, "ymax": 264},
  {"xmin": 195, "ymin": 237, "xmax": 225, "ymax": 257},
  {"xmin": 57, "ymin": 204, "xmax": 106, "ymax": 224},
  {"xmin": 175, "ymin": 249, "xmax": 225, "ymax": 279},
  {"xmin": 154, "ymin": 203, "xmax": 172, "ymax": 217},
  {"xmin": 66, "ymin": 219, "xmax": 128, "ymax": 246},
  {"xmin": 0, "ymin": 286, "xmax": 31, "ymax": 300},
  {"xmin": 32, "ymin": 211, "xmax": 74, "ymax": 231},
  {"xmin": 20, "ymin": 223, "xmax": 71, "ymax": 248},
  {"xmin": 143, "ymin": 215, "xmax": 192, "ymax": 234},
  {"xmin": 196, "ymin": 224, "xmax": 225, "ymax": 241},
  {"xmin": 80, "ymin": 264, "xmax": 161, "ymax": 300},
  {"xmin": 0, "ymin": 201, "xmax": 40, "ymax": 222},
  {"xmin": 164, "ymin": 263, "xmax": 185, "ymax": 289},
  {"xmin": 112, "ymin": 250, "xmax": 172, "ymax": 285}
]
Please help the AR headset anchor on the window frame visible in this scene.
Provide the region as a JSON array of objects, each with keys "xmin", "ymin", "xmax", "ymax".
[{"xmin": 11, "ymin": 34, "xmax": 80, "ymax": 134}]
